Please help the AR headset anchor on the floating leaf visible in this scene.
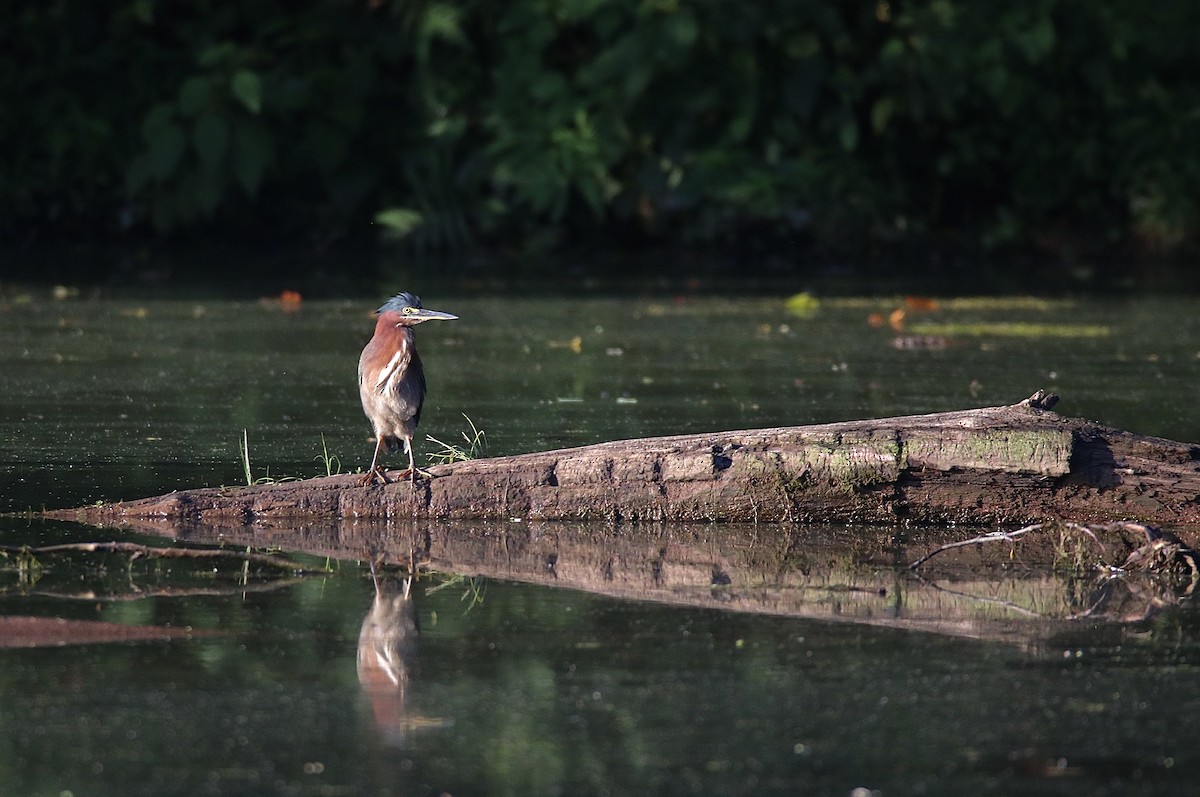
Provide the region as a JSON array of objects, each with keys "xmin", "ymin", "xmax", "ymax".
[
  {"xmin": 904, "ymin": 296, "xmax": 940, "ymax": 311},
  {"xmin": 939, "ymin": 297, "xmax": 1062, "ymax": 311},
  {"xmin": 907, "ymin": 322, "xmax": 1110, "ymax": 338},
  {"xmin": 785, "ymin": 292, "xmax": 820, "ymax": 318},
  {"xmin": 828, "ymin": 297, "xmax": 1069, "ymax": 311}
]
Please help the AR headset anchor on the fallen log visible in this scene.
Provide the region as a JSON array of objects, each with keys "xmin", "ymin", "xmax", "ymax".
[{"xmin": 44, "ymin": 392, "xmax": 1200, "ymax": 527}]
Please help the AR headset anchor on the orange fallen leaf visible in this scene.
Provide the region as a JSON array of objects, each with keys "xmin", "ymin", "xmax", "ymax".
[
  {"xmin": 904, "ymin": 296, "xmax": 939, "ymax": 312},
  {"xmin": 280, "ymin": 290, "xmax": 303, "ymax": 312}
]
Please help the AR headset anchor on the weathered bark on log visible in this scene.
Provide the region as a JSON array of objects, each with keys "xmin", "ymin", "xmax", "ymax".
[{"xmin": 44, "ymin": 396, "xmax": 1200, "ymax": 526}]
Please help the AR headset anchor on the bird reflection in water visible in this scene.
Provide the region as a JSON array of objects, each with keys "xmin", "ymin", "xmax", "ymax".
[{"xmin": 357, "ymin": 556, "xmax": 439, "ymax": 746}]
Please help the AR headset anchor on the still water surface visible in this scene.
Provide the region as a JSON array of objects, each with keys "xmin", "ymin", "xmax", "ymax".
[{"xmin": 2, "ymin": 291, "xmax": 1200, "ymax": 795}]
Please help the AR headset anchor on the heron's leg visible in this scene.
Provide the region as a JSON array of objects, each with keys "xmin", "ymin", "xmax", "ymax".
[
  {"xmin": 359, "ymin": 437, "xmax": 390, "ymax": 486},
  {"xmin": 395, "ymin": 437, "xmax": 432, "ymax": 486},
  {"xmin": 392, "ymin": 436, "xmax": 416, "ymax": 483},
  {"xmin": 368, "ymin": 436, "xmax": 384, "ymax": 474}
]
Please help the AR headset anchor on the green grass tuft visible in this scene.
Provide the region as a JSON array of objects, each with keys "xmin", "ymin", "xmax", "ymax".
[
  {"xmin": 315, "ymin": 434, "xmax": 342, "ymax": 477},
  {"xmin": 426, "ymin": 413, "xmax": 487, "ymax": 464}
]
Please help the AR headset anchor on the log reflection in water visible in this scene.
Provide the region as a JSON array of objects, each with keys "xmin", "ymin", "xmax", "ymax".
[{"xmin": 122, "ymin": 518, "xmax": 1200, "ymax": 648}]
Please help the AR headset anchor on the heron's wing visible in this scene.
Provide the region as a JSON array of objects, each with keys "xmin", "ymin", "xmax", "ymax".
[{"xmin": 407, "ymin": 350, "xmax": 428, "ymax": 427}]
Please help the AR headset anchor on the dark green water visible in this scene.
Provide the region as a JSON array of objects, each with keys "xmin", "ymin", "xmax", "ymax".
[
  {"xmin": 1, "ymin": 547, "xmax": 1198, "ymax": 797},
  {"xmin": 2, "ymin": 291, "xmax": 1200, "ymax": 795}
]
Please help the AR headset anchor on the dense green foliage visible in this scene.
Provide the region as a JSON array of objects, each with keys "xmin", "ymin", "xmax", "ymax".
[{"xmin": 4, "ymin": 1, "xmax": 1200, "ymax": 266}]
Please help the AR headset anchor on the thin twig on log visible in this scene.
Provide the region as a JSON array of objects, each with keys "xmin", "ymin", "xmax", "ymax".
[
  {"xmin": 908, "ymin": 521, "xmax": 1102, "ymax": 570},
  {"xmin": 908, "ymin": 523, "xmax": 1046, "ymax": 569}
]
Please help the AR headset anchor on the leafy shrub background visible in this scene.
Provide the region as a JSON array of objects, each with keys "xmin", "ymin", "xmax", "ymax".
[{"xmin": 3, "ymin": 1, "xmax": 1199, "ymax": 267}]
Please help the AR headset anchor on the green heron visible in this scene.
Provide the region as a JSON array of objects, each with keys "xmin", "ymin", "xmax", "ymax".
[{"xmin": 358, "ymin": 291, "xmax": 457, "ymax": 485}]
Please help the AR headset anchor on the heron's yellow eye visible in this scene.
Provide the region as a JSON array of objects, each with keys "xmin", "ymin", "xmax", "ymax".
[{"xmin": 403, "ymin": 306, "xmax": 416, "ymax": 315}]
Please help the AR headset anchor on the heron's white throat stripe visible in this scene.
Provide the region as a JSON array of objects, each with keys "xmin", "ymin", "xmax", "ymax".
[{"xmin": 374, "ymin": 347, "xmax": 408, "ymax": 394}]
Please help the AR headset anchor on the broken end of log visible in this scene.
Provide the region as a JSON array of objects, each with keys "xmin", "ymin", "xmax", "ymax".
[{"xmin": 1018, "ymin": 389, "xmax": 1060, "ymax": 412}]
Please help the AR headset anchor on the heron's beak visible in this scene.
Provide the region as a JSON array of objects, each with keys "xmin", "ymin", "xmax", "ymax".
[{"xmin": 410, "ymin": 309, "xmax": 458, "ymax": 323}]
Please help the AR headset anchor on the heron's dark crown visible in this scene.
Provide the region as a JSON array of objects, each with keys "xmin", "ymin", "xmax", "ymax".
[{"xmin": 378, "ymin": 292, "xmax": 422, "ymax": 315}]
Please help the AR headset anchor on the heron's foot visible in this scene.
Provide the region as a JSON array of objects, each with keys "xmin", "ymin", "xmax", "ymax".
[
  {"xmin": 358, "ymin": 467, "xmax": 390, "ymax": 486},
  {"xmin": 394, "ymin": 467, "xmax": 435, "ymax": 486}
]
